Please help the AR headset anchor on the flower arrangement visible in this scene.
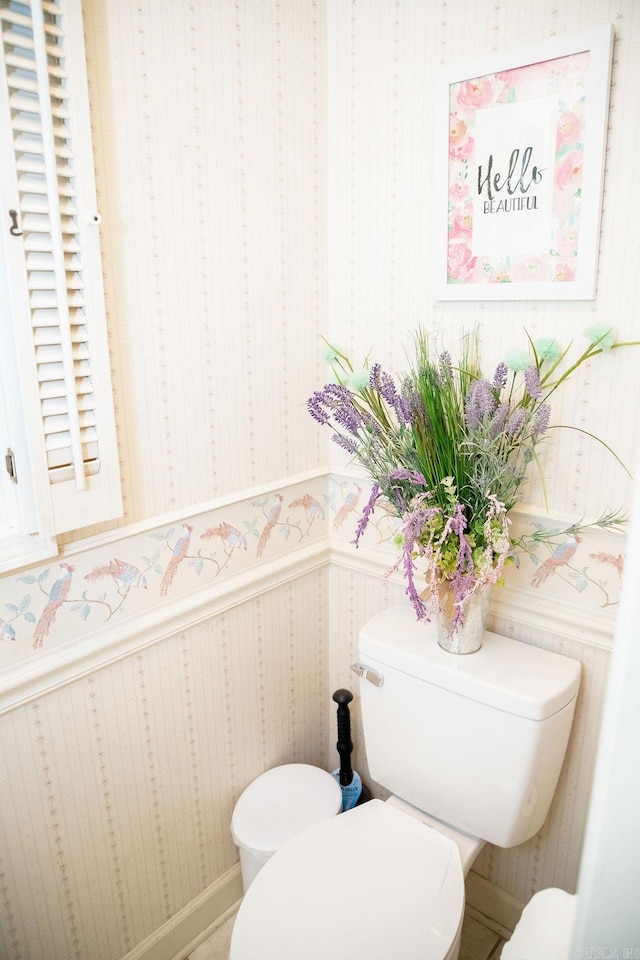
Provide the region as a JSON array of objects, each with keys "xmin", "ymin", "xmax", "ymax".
[{"xmin": 307, "ymin": 326, "xmax": 632, "ymax": 635}]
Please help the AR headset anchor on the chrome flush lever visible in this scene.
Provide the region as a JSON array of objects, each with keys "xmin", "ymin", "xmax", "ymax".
[{"xmin": 351, "ymin": 662, "xmax": 384, "ymax": 687}]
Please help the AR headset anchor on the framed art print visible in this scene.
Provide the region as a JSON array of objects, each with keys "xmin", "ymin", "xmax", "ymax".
[{"xmin": 433, "ymin": 24, "xmax": 614, "ymax": 300}]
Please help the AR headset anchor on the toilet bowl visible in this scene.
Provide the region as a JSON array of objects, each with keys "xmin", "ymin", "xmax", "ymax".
[{"xmin": 230, "ymin": 799, "xmax": 467, "ymax": 960}]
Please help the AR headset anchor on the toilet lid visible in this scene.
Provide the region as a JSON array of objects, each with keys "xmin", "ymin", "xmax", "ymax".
[
  {"xmin": 230, "ymin": 799, "xmax": 465, "ymax": 960},
  {"xmin": 231, "ymin": 764, "xmax": 342, "ymax": 852}
]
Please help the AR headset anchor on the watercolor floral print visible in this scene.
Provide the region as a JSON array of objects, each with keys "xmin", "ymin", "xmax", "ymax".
[{"xmin": 447, "ymin": 51, "xmax": 588, "ymax": 285}]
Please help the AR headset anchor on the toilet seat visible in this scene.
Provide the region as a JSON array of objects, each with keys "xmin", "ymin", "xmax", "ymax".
[{"xmin": 230, "ymin": 799, "xmax": 465, "ymax": 960}]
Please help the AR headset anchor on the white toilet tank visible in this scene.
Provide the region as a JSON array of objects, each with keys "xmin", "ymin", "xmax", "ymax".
[{"xmin": 357, "ymin": 605, "xmax": 581, "ymax": 848}]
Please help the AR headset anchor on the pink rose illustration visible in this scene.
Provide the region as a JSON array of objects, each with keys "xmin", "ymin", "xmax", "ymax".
[
  {"xmin": 489, "ymin": 268, "xmax": 512, "ymax": 284},
  {"xmin": 553, "ymin": 149, "xmax": 583, "ymax": 220},
  {"xmin": 447, "ymin": 240, "xmax": 477, "ymax": 282},
  {"xmin": 494, "ymin": 62, "xmax": 552, "ymax": 101},
  {"xmin": 449, "ymin": 116, "xmax": 468, "ymax": 146},
  {"xmin": 550, "ymin": 52, "xmax": 589, "ymax": 102},
  {"xmin": 555, "ymin": 150, "xmax": 583, "ymax": 191},
  {"xmin": 553, "ymin": 261, "xmax": 576, "ymax": 283},
  {"xmin": 556, "ymin": 111, "xmax": 583, "ymax": 151},
  {"xmin": 449, "ymin": 134, "xmax": 474, "ymax": 159},
  {"xmin": 474, "ymin": 258, "xmax": 508, "ymax": 283},
  {"xmin": 450, "ymin": 178, "xmax": 470, "ymax": 201},
  {"xmin": 556, "ymin": 226, "xmax": 579, "ymax": 260},
  {"xmin": 456, "ymin": 77, "xmax": 497, "ymax": 112},
  {"xmin": 450, "ymin": 203, "xmax": 473, "ymax": 240},
  {"xmin": 510, "ymin": 256, "xmax": 552, "ymax": 283},
  {"xmin": 448, "ymin": 117, "xmax": 474, "ymax": 159}
]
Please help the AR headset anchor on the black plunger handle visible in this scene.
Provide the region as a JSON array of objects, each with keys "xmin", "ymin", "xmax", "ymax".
[{"xmin": 333, "ymin": 688, "xmax": 354, "ymax": 787}]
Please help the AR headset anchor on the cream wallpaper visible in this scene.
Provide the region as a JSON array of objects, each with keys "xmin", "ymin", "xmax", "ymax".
[
  {"xmin": 84, "ymin": 0, "xmax": 327, "ymax": 525},
  {"xmin": 0, "ymin": 574, "xmax": 329, "ymax": 960},
  {"xmin": 1, "ymin": 0, "xmax": 640, "ymax": 958}
]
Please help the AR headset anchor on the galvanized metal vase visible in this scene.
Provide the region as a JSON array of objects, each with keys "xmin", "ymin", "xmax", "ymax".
[{"xmin": 437, "ymin": 586, "xmax": 491, "ymax": 655}]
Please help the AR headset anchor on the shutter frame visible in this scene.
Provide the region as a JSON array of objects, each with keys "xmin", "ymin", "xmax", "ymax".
[{"xmin": 0, "ymin": 0, "xmax": 122, "ymax": 545}]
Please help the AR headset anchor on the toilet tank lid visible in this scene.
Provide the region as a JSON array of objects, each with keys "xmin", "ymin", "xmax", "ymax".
[{"xmin": 359, "ymin": 606, "xmax": 581, "ymax": 720}]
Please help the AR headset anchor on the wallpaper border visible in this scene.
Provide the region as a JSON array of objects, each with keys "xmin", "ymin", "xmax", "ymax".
[{"xmin": 0, "ymin": 467, "xmax": 622, "ymax": 713}]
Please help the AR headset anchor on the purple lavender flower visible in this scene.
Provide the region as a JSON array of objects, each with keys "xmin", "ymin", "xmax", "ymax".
[
  {"xmin": 492, "ymin": 362, "xmax": 508, "ymax": 391},
  {"xmin": 532, "ymin": 402, "xmax": 551, "ymax": 438},
  {"xmin": 323, "ymin": 382, "xmax": 349, "ymax": 400},
  {"xmin": 360, "ymin": 409, "xmax": 383, "ymax": 438},
  {"xmin": 403, "ymin": 551, "xmax": 428, "ymax": 620},
  {"xmin": 317, "ymin": 383, "xmax": 357, "ymax": 423},
  {"xmin": 353, "ymin": 484, "xmax": 380, "ymax": 547},
  {"xmin": 400, "ymin": 379, "xmax": 422, "ymax": 422},
  {"xmin": 507, "ymin": 408, "xmax": 526, "ymax": 435},
  {"xmin": 400, "ymin": 505, "xmax": 438, "ymax": 620},
  {"xmin": 388, "ymin": 469, "xmax": 428, "ymax": 486},
  {"xmin": 376, "ymin": 368, "xmax": 414, "ymax": 426},
  {"xmin": 333, "ymin": 402, "xmax": 363, "ymax": 433},
  {"xmin": 524, "ymin": 364, "xmax": 542, "ymax": 399},
  {"xmin": 369, "ymin": 363, "xmax": 382, "ymax": 390},
  {"xmin": 465, "ymin": 379, "xmax": 497, "ymax": 429},
  {"xmin": 307, "ymin": 391, "xmax": 330, "ymax": 425},
  {"xmin": 439, "ymin": 351, "xmax": 453, "ymax": 381},
  {"xmin": 395, "ymin": 385, "xmax": 414, "ymax": 424},
  {"xmin": 489, "ymin": 402, "xmax": 510, "ymax": 438},
  {"xmin": 383, "ymin": 469, "xmax": 429, "ymax": 515},
  {"xmin": 314, "ymin": 383, "xmax": 364, "ymax": 434},
  {"xmin": 331, "ymin": 433, "xmax": 358, "ymax": 454},
  {"xmin": 379, "ymin": 371, "xmax": 398, "ymax": 405},
  {"xmin": 449, "ymin": 502, "xmax": 468, "ymax": 537}
]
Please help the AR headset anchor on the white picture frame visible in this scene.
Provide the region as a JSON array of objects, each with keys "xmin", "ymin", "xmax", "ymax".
[{"xmin": 433, "ymin": 24, "xmax": 614, "ymax": 301}]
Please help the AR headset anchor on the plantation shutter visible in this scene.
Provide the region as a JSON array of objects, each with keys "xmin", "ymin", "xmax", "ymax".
[{"xmin": 0, "ymin": 0, "xmax": 122, "ymax": 538}]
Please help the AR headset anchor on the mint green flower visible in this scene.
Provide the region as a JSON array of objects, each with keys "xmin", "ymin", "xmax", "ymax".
[
  {"xmin": 504, "ymin": 349, "xmax": 530, "ymax": 372},
  {"xmin": 322, "ymin": 344, "xmax": 339, "ymax": 364},
  {"xmin": 585, "ymin": 323, "xmax": 615, "ymax": 351},
  {"xmin": 534, "ymin": 337, "xmax": 561, "ymax": 363},
  {"xmin": 348, "ymin": 368, "xmax": 370, "ymax": 391}
]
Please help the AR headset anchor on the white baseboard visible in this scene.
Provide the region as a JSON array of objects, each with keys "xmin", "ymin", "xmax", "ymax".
[
  {"xmin": 121, "ymin": 864, "xmax": 243, "ymax": 960},
  {"xmin": 465, "ymin": 870, "xmax": 525, "ymax": 937}
]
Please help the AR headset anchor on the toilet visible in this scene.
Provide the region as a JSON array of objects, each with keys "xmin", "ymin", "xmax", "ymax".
[{"xmin": 230, "ymin": 604, "xmax": 581, "ymax": 960}]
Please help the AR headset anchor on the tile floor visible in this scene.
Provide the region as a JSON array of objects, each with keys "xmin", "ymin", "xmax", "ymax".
[{"xmin": 188, "ymin": 906, "xmax": 508, "ymax": 959}]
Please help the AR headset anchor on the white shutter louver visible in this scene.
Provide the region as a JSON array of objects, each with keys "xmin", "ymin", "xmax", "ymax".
[{"xmin": 0, "ymin": 0, "xmax": 122, "ymax": 538}]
